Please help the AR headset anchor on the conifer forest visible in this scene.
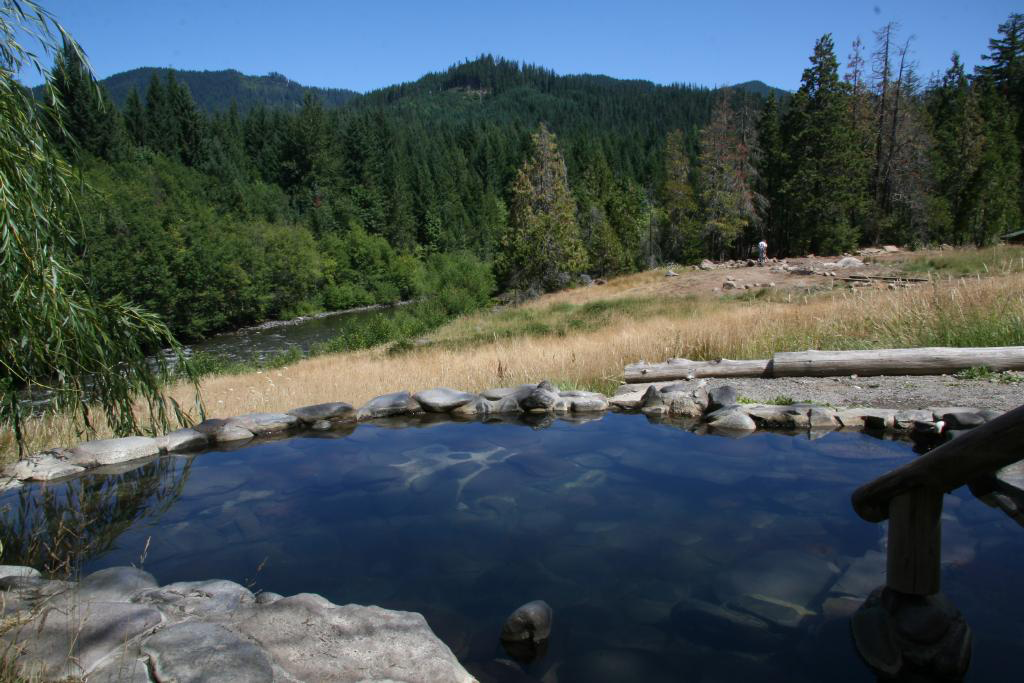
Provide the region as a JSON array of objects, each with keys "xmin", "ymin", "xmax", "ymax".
[{"xmin": 43, "ymin": 16, "xmax": 1024, "ymax": 342}]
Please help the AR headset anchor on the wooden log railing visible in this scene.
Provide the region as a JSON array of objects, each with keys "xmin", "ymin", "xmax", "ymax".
[{"xmin": 851, "ymin": 404, "xmax": 1024, "ymax": 595}]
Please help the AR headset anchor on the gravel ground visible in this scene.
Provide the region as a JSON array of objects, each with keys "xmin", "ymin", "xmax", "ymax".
[{"xmin": 631, "ymin": 372, "xmax": 1024, "ymax": 412}]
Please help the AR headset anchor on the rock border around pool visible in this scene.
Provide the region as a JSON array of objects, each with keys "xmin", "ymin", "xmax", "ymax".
[
  {"xmin": 1, "ymin": 379, "xmax": 1003, "ymax": 487},
  {"xmin": 0, "ymin": 565, "xmax": 476, "ymax": 683}
]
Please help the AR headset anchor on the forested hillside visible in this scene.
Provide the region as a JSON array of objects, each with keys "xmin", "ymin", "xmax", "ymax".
[
  {"xmin": 44, "ymin": 16, "xmax": 1024, "ymax": 344},
  {"xmin": 99, "ymin": 67, "xmax": 359, "ymax": 112}
]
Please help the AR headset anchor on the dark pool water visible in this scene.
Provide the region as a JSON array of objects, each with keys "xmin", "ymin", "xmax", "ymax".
[{"xmin": 2, "ymin": 413, "xmax": 1021, "ymax": 682}]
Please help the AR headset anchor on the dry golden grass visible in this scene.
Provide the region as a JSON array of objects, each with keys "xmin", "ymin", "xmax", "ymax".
[{"xmin": 4, "ymin": 269, "xmax": 1022, "ymax": 464}]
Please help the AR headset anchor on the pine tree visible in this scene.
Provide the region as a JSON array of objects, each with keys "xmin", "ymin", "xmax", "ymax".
[
  {"xmin": 47, "ymin": 41, "xmax": 121, "ymax": 160},
  {"xmin": 500, "ymin": 123, "xmax": 587, "ymax": 291},
  {"xmin": 144, "ymin": 72, "xmax": 177, "ymax": 157},
  {"xmin": 698, "ymin": 92, "xmax": 762, "ymax": 259},
  {"xmin": 976, "ymin": 13, "xmax": 1024, "ymax": 213},
  {"xmin": 755, "ymin": 97, "xmax": 785, "ymax": 253},
  {"xmin": 168, "ymin": 74, "xmax": 205, "ymax": 166},
  {"xmin": 659, "ymin": 129, "xmax": 701, "ymax": 263},
  {"xmin": 123, "ymin": 88, "xmax": 145, "ymax": 146},
  {"xmin": 780, "ymin": 34, "xmax": 864, "ymax": 254}
]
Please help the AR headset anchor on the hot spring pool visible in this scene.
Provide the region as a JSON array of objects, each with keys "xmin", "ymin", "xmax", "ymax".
[{"xmin": 2, "ymin": 413, "xmax": 1021, "ymax": 682}]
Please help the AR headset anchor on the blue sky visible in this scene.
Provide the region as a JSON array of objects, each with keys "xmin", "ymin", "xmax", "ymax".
[{"xmin": 21, "ymin": 1, "xmax": 1021, "ymax": 92}]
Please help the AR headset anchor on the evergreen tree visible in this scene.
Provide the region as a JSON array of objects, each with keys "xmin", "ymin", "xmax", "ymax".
[
  {"xmin": 659, "ymin": 129, "xmax": 701, "ymax": 263},
  {"xmin": 144, "ymin": 72, "xmax": 177, "ymax": 157},
  {"xmin": 698, "ymin": 93, "xmax": 762, "ymax": 259},
  {"xmin": 976, "ymin": 13, "xmax": 1024, "ymax": 213},
  {"xmin": 755, "ymin": 98, "xmax": 785, "ymax": 253},
  {"xmin": 168, "ymin": 74, "xmax": 205, "ymax": 166},
  {"xmin": 47, "ymin": 40, "xmax": 121, "ymax": 160},
  {"xmin": 780, "ymin": 34, "xmax": 864, "ymax": 254},
  {"xmin": 123, "ymin": 88, "xmax": 145, "ymax": 146},
  {"xmin": 500, "ymin": 123, "xmax": 587, "ymax": 291}
]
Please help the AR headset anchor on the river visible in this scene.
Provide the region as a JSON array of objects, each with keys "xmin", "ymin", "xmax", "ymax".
[{"xmin": 185, "ymin": 303, "xmax": 405, "ymax": 363}]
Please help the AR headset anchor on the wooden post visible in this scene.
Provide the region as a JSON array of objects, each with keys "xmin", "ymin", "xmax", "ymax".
[{"xmin": 886, "ymin": 488, "xmax": 943, "ymax": 595}]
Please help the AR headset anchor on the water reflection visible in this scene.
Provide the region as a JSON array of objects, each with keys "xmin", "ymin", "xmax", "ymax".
[
  {"xmin": 0, "ymin": 415, "xmax": 1020, "ymax": 682},
  {"xmin": 0, "ymin": 457, "xmax": 191, "ymax": 576}
]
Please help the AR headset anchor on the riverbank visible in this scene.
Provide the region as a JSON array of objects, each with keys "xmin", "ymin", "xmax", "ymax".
[{"xmin": 3, "ymin": 247, "xmax": 1022, "ymax": 463}]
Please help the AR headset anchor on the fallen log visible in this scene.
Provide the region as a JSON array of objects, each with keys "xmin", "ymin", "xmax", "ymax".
[
  {"xmin": 624, "ymin": 346, "xmax": 1024, "ymax": 382},
  {"xmin": 772, "ymin": 346, "xmax": 1024, "ymax": 377},
  {"xmin": 624, "ymin": 358, "xmax": 771, "ymax": 382}
]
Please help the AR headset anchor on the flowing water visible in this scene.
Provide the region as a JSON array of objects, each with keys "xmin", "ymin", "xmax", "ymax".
[
  {"xmin": 2, "ymin": 413, "xmax": 1020, "ymax": 682},
  {"xmin": 186, "ymin": 304, "xmax": 402, "ymax": 362}
]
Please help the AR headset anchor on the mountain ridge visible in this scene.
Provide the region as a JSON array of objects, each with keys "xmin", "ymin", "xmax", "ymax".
[
  {"xmin": 94, "ymin": 61, "xmax": 787, "ymax": 113},
  {"xmin": 99, "ymin": 67, "xmax": 359, "ymax": 112}
]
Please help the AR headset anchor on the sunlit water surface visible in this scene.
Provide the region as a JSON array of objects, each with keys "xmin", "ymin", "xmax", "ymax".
[{"xmin": 2, "ymin": 413, "xmax": 1021, "ymax": 682}]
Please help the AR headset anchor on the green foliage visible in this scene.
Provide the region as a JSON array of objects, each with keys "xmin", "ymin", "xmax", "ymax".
[
  {"xmin": 659, "ymin": 129, "xmax": 702, "ymax": 263},
  {"xmin": 777, "ymin": 34, "xmax": 865, "ymax": 255},
  {"xmin": 901, "ymin": 245, "xmax": 1024, "ymax": 275},
  {"xmin": 0, "ymin": 1, "xmax": 199, "ymax": 452},
  {"xmin": 953, "ymin": 366, "xmax": 1023, "ymax": 383},
  {"xmin": 501, "ymin": 123, "xmax": 588, "ymax": 291}
]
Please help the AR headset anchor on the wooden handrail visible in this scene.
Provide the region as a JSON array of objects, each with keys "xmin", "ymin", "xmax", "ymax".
[
  {"xmin": 851, "ymin": 403, "xmax": 1024, "ymax": 595},
  {"xmin": 852, "ymin": 403, "xmax": 1024, "ymax": 523}
]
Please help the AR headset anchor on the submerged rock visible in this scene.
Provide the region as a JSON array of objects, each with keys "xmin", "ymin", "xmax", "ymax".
[
  {"xmin": 558, "ymin": 649, "xmax": 678, "ymax": 683},
  {"xmin": 713, "ymin": 549, "xmax": 839, "ymax": 610},
  {"xmin": 670, "ymin": 597, "xmax": 782, "ymax": 651},
  {"xmin": 501, "ymin": 600, "xmax": 553, "ymax": 644}
]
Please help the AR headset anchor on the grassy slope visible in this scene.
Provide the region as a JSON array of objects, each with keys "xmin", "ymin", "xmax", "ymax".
[{"xmin": 4, "ymin": 247, "xmax": 1024, "ymax": 462}]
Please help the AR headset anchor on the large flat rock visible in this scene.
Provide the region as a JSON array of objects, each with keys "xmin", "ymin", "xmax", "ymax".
[
  {"xmin": 228, "ymin": 412, "xmax": 300, "ymax": 435},
  {"xmin": 134, "ymin": 579, "xmax": 256, "ymax": 618},
  {"xmin": 714, "ymin": 550, "xmax": 840, "ymax": 611},
  {"xmin": 357, "ymin": 391, "xmax": 423, "ymax": 420},
  {"xmin": 287, "ymin": 401, "xmax": 355, "ymax": 423},
  {"xmin": 75, "ymin": 566, "xmax": 159, "ymax": 603},
  {"xmin": 1, "ymin": 601, "xmax": 162, "ymax": 679},
  {"xmin": 68, "ymin": 437, "xmax": 161, "ymax": 467},
  {"xmin": 2, "ymin": 452, "xmax": 84, "ymax": 481},
  {"xmin": 142, "ymin": 621, "xmax": 273, "ymax": 683},
  {"xmin": 414, "ymin": 388, "xmax": 478, "ymax": 412},
  {"xmin": 221, "ymin": 593, "xmax": 476, "ymax": 683},
  {"xmin": 157, "ymin": 427, "xmax": 208, "ymax": 453}
]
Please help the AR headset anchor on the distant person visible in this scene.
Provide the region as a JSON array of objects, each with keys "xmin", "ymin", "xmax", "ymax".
[{"xmin": 757, "ymin": 239, "xmax": 767, "ymax": 265}]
